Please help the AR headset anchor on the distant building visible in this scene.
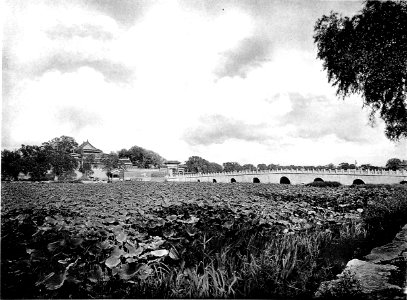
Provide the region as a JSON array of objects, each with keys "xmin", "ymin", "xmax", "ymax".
[
  {"xmin": 165, "ymin": 160, "xmax": 184, "ymax": 176},
  {"xmin": 69, "ymin": 141, "xmax": 185, "ymax": 180},
  {"xmin": 119, "ymin": 157, "xmax": 133, "ymax": 167},
  {"xmin": 73, "ymin": 140, "xmax": 104, "ymax": 166}
]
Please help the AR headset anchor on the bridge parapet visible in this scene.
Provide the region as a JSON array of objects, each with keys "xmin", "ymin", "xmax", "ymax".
[{"xmin": 173, "ymin": 169, "xmax": 406, "ymax": 178}]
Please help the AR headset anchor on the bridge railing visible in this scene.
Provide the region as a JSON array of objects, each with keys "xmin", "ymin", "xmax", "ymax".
[{"xmin": 170, "ymin": 168, "xmax": 406, "ymax": 178}]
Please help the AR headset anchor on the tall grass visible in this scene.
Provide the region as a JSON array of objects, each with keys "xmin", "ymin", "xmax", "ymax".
[{"xmin": 108, "ymin": 221, "xmax": 368, "ymax": 299}]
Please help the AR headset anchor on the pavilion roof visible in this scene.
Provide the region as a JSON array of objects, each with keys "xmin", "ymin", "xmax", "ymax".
[
  {"xmin": 77, "ymin": 140, "xmax": 102, "ymax": 153},
  {"xmin": 165, "ymin": 160, "xmax": 181, "ymax": 165}
]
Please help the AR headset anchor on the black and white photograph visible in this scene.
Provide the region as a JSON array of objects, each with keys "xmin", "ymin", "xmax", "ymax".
[{"xmin": 2, "ymin": 0, "xmax": 407, "ymax": 298}]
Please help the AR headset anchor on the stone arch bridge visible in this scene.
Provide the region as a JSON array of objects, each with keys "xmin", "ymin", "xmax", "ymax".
[{"xmin": 168, "ymin": 169, "xmax": 407, "ymax": 185}]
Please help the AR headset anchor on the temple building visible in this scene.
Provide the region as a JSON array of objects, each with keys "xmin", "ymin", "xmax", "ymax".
[
  {"xmin": 118, "ymin": 157, "xmax": 133, "ymax": 167},
  {"xmin": 73, "ymin": 140, "xmax": 104, "ymax": 166},
  {"xmin": 165, "ymin": 160, "xmax": 187, "ymax": 176},
  {"xmin": 69, "ymin": 140, "xmax": 185, "ymax": 180}
]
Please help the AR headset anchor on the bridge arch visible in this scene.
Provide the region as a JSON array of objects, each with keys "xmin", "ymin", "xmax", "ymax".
[
  {"xmin": 231, "ymin": 178, "xmax": 236, "ymax": 183},
  {"xmin": 400, "ymin": 180, "xmax": 407, "ymax": 184},
  {"xmin": 353, "ymin": 179, "xmax": 365, "ymax": 185},
  {"xmin": 280, "ymin": 176, "xmax": 291, "ymax": 184},
  {"xmin": 253, "ymin": 177, "xmax": 260, "ymax": 183},
  {"xmin": 314, "ymin": 177, "xmax": 324, "ymax": 182},
  {"xmin": 197, "ymin": 179, "xmax": 200, "ymax": 182},
  {"xmin": 213, "ymin": 179, "xmax": 217, "ymax": 183}
]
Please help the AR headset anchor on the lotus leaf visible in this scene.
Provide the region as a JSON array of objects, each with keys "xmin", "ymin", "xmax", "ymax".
[
  {"xmin": 137, "ymin": 264, "xmax": 153, "ymax": 280},
  {"xmin": 149, "ymin": 249, "xmax": 169, "ymax": 257},
  {"xmin": 166, "ymin": 215, "xmax": 177, "ymax": 221},
  {"xmin": 105, "ymin": 256, "xmax": 121, "ymax": 269},
  {"xmin": 110, "ymin": 245, "xmax": 123, "ymax": 256},
  {"xmin": 116, "ymin": 232, "xmax": 127, "ymax": 243},
  {"xmin": 88, "ymin": 265, "xmax": 103, "ymax": 283},
  {"xmin": 118, "ymin": 263, "xmax": 141, "ymax": 280},
  {"xmin": 41, "ymin": 270, "xmax": 67, "ymax": 291}
]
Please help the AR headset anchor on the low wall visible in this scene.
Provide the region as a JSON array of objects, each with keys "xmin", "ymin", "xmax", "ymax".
[{"xmin": 88, "ymin": 167, "xmax": 168, "ymax": 181}]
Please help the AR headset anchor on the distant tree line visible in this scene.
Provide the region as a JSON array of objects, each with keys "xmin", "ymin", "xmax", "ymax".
[
  {"xmin": 1, "ymin": 136, "xmax": 167, "ymax": 181},
  {"xmin": 2, "ymin": 138, "xmax": 406, "ymax": 181},
  {"xmin": 1, "ymin": 136, "xmax": 79, "ymax": 181},
  {"xmin": 183, "ymin": 156, "xmax": 407, "ymax": 174}
]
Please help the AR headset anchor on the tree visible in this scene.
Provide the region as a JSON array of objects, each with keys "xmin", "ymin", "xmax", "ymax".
[
  {"xmin": 386, "ymin": 158, "xmax": 403, "ymax": 170},
  {"xmin": 43, "ymin": 136, "xmax": 78, "ymax": 180},
  {"xmin": 257, "ymin": 164, "xmax": 268, "ymax": 171},
  {"xmin": 1, "ymin": 149, "xmax": 22, "ymax": 180},
  {"xmin": 314, "ymin": 1, "xmax": 407, "ymax": 140},
  {"xmin": 338, "ymin": 162, "xmax": 350, "ymax": 170},
  {"xmin": 101, "ymin": 152, "xmax": 119, "ymax": 177},
  {"xmin": 325, "ymin": 163, "xmax": 336, "ymax": 169},
  {"xmin": 223, "ymin": 162, "xmax": 242, "ymax": 172},
  {"xmin": 185, "ymin": 156, "xmax": 210, "ymax": 173},
  {"xmin": 119, "ymin": 146, "xmax": 165, "ymax": 168},
  {"xmin": 208, "ymin": 162, "xmax": 223, "ymax": 173},
  {"xmin": 80, "ymin": 154, "xmax": 95, "ymax": 178},
  {"xmin": 20, "ymin": 145, "xmax": 51, "ymax": 180},
  {"xmin": 242, "ymin": 164, "xmax": 256, "ymax": 171},
  {"xmin": 46, "ymin": 136, "xmax": 78, "ymax": 152},
  {"xmin": 267, "ymin": 164, "xmax": 280, "ymax": 170}
]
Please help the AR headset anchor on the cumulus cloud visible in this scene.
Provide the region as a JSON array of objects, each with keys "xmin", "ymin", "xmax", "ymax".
[
  {"xmin": 57, "ymin": 106, "xmax": 101, "ymax": 132},
  {"xmin": 84, "ymin": 0, "xmax": 152, "ymax": 26},
  {"xmin": 32, "ymin": 55, "xmax": 134, "ymax": 83},
  {"xmin": 46, "ymin": 23, "xmax": 114, "ymax": 40},
  {"xmin": 215, "ymin": 35, "xmax": 272, "ymax": 78},
  {"xmin": 281, "ymin": 93, "xmax": 375, "ymax": 143},
  {"xmin": 183, "ymin": 115, "xmax": 271, "ymax": 146}
]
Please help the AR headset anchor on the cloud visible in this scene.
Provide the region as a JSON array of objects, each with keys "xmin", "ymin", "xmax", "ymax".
[
  {"xmin": 215, "ymin": 35, "xmax": 272, "ymax": 78},
  {"xmin": 281, "ymin": 93, "xmax": 375, "ymax": 143},
  {"xmin": 46, "ymin": 23, "xmax": 114, "ymax": 40},
  {"xmin": 32, "ymin": 55, "xmax": 135, "ymax": 83},
  {"xmin": 83, "ymin": 0, "xmax": 153, "ymax": 26},
  {"xmin": 183, "ymin": 115, "xmax": 270, "ymax": 146},
  {"xmin": 57, "ymin": 106, "xmax": 101, "ymax": 132}
]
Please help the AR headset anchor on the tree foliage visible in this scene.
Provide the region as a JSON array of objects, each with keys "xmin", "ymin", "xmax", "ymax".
[
  {"xmin": 267, "ymin": 164, "xmax": 280, "ymax": 170},
  {"xmin": 207, "ymin": 162, "xmax": 223, "ymax": 173},
  {"xmin": 1, "ymin": 149, "xmax": 22, "ymax": 180},
  {"xmin": 101, "ymin": 152, "xmax": 119, "ymax": 176},
  {"xmin": 386, "ymin": 158, "xmax": 403, "ymax": 170},
  {"xmin": 19, "ymin": 145, "xmax": 52, "ymax": 180},
  {"xmin": 223, "ymin": 162, "xmax": 242, "ymax": 172},
  {"xmin": 314, "ymin": 0, "xmax": 407, "ymax": 140},
  {"xmin": 118, "ymin": 146, "xmax": 165, "ymax": 168},
  {"xmin": 242, "ymin": 164, "xmax": 256, "ymax": 171},
  {"xmin": 43, "ymin": 136, "xmax": 79, "ymax": 178},
  {"xmin": 338, "ymin": 162, "xmax": 356, "ymax": 170},
  {"xmin": 184, "ymin": 157, "xmax": 223, "ymax": 173},
  {"xmin": 79, "ymin": 154, "xmax": 95, "ymax": 178},
  {"xmin": 257, "ymin": 164, "xmax": 268, "ymax": 171},
  {"xmin": 186, "ymin": 156, "xmax": 207, "ymax": 173}
]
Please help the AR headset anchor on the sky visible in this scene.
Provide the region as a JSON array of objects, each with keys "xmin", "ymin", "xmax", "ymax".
[{"xmin": 2, "ymin": 0, "xmax": 406, "ymax": 167}]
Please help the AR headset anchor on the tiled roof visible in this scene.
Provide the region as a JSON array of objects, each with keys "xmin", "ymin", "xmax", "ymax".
[
  {"xmin": 77, "ymin": 140, "xmax": 102, "ymax": 153},
  {"xmin": 165, "ymin": 160, "xmax": 181, "ymax": 164}
]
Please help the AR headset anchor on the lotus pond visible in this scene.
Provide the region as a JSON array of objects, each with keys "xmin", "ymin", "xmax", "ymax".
[{"xmin": 1, "ymin": 182, "xmax": 406, "ymax": 298}]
